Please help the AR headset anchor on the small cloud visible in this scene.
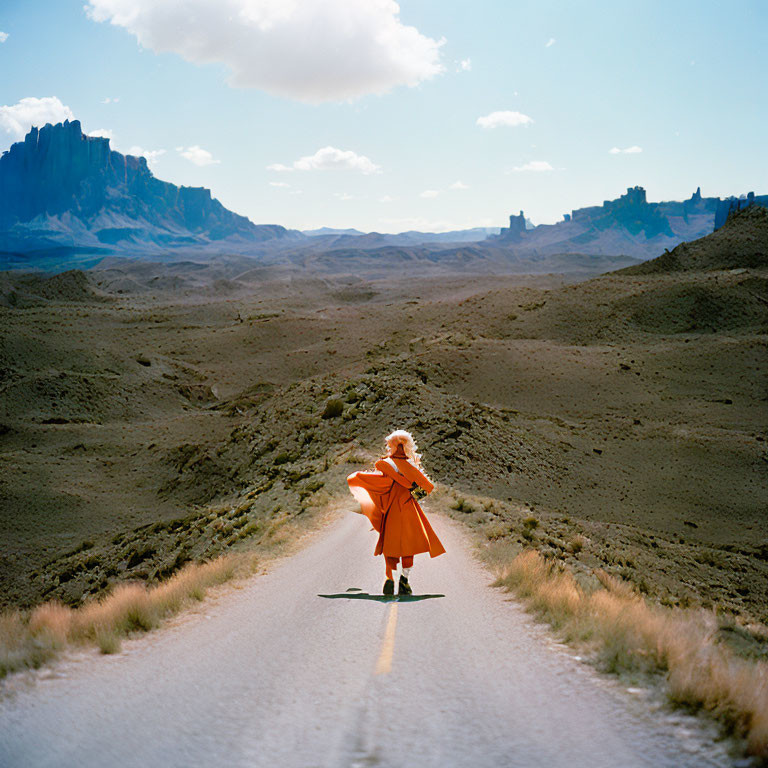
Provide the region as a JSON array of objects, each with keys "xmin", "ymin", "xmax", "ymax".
[
  {"xmin": 334, "ymin": 192, "xmax": 355, "ymax": 201},
  {"xmin": 269, "ymin": 181, "xmax": 291, "ymax": 188},
  {"xmin": 476, "ymin": 110, "xmax": 533, "ymax": 129},
  {"xmin": 456, "ymin": 58, "xmax": 472, "ymax": 72},
  {"xmin": 545, "ymin": 37, "xmax": 556, "ymax": 47},
  {"xmin": 608, "ymin": 145, "xmax": 642, "ymax": 154},
  {"xmin": 288, "ymin": 189, "xmax": 303, "ymax": 195},
  {"xmin": 379, "ymin": 195, "xmax": 394, "ymax": 203},
  {"xmin": 268, "ymin": 146, "xmax": 381, "ymax": 175},
  {"xmin": 449, "ymin": 180, "xmax": 469, "ymax": 190},
  {"xmin": 420, "ymin": 189, "xmax": 440, "ymax": 198},
  {"xmin": 128, "ymin": 146, "xmax": 166, "ymax": 166},
  {"xmin": 178, "ymin": 145, "xmax": 219, "ymax": 166},
  {"xmin": 101, "ymin": 97, "xmax": 120, "ymax": 104},
  {"xmin": 511, "ymin": 160, "xmax": 553, "ymax": 173},
  {"xmin": 88, "ymin": 128, "xmax": 114, "ymax": 140},
  {"xmin": 0, "ymin": 32, "xmax": 9, "ymax": 43}
]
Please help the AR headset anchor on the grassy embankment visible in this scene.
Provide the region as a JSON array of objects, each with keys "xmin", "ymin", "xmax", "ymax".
[
  {"xmin": 443, "ymin": 489, "xmax": 768, "ymax": 761},
  {"xmin": 0, "ymin": 502, "xmax": 332, "ymax": 677}
]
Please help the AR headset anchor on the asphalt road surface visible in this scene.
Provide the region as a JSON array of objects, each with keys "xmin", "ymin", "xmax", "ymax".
[{"xmin": 0, "ymin": 511, "xmax": 734, "ymax": 767}]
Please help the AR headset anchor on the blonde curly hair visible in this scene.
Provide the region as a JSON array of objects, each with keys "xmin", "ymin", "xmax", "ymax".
[{"xmin": 383, "ymin": 429, "xmax": 425, "ymax": 470}]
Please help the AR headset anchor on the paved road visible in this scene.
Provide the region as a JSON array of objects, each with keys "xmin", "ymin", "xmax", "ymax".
[{"xmin": 0, "ymin": 511, "xmax": 733, "ymax": 767}]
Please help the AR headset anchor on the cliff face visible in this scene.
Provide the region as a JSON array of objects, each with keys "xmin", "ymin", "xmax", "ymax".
[
  {"xmin": 619, "ymin": 204, "xmax": 768, "ymax": 274},
  {"xmin": 493, "ymin": 186, "xmax": 726, "ymax": 258},
  {"xmin": 498, "ymin": 210, "xmax": 527, "ymax": 241},
  {"xmin": 714, "ymin": 192, "xmax": 768, "ymax": 230},
  {"xmin": 0, "ymin": 121, "xmax": 293, "ymax": 253}
]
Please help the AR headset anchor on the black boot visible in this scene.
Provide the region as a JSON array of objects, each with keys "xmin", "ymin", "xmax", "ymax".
[
  {"xmin": 398, "ymin": 575, "xmax": 412, "ymax": 596},
  {"xmin": 383, "ymin": 578, "xmax": 395, "ymax": 596}
]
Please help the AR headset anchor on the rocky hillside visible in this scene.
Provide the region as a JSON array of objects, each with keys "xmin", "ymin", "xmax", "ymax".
[
  {"xmin": 0, "ymin": 120, "xmax": 295, "ymax": 254},
  {"xmin": 2, "ymin": 260, "xmax": 766, "ymax": 620},
  {"xmin": 619, "ymin": 205, "xmax": 768, "ymax": 274}
]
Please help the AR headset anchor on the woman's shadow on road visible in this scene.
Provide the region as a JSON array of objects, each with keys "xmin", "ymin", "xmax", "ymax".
[{"xmin": 318, "ymin": 587, "xmax": 445, "ymax": 603}]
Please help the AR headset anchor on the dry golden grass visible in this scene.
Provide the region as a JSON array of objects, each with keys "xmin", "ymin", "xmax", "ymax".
[
  {"xmin": 0, "ymin": 499, "xmax": 333, "ymax": 678},
  {"xmin": 492, "ymin": 548, "xmax": 768, "ymax": 758},
  {"xmin": 0, "ymin": 553, "xmax": 254, "ymax": 676}
]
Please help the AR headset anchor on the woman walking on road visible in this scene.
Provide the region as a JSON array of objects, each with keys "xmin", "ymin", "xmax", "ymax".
[{"xmin": 347, "ymin": 430, "xmax": 445, "ymax": 595}]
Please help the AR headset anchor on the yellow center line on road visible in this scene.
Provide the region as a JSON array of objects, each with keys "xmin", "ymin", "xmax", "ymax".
[{"xmin": 375, "ymin": 603, "xmax": 398, "ymax": 675}]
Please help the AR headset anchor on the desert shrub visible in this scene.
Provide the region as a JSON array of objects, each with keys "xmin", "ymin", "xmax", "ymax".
[
  {"xmin": 299, "ymin": 480, "xmax": 325, "ymax": 501},
  {"xmin": 568, "ymin": 534, "xmax": 587, "ymax": 554},
  {"xmin": 126, "ymin": 546, "xmax": 155, "ymax": 569},
  {"xmin": 484, "ymin": 522, "xmax": 509, "ymax": 541},
  {"xmin": 451, "ymin": 498, "xmax": 474, "ymax": 513},
  {"xmin": 69, "ymin": 539, "xmax": 95, "ymax": 555},
  {"xmin": 342, "ymin": 407, "xmax": 359, "ymax": 421},
  {"xmin": 239, "ymin": 522, "xmax": 259, "ymax": 537},
  {"xmin": 321, "ymin": 398, "xmax": 344, "ymax": 419}
]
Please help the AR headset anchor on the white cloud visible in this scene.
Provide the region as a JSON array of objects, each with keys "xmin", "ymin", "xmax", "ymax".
[
  {"xmin": 0, "ymin": 31, "xmax": 8, "ymax": 43},
  {"xmin": 101, "ymin": 97, "xmax": 120, "ymax": 104},
  {"xmin": 268, "ymin": 146, "xmax": 381, "ymax": 174},
  {"xmin": 511, "ymin": 160, "xmax": 553, "ymax": 173},
  {"xmin": 379, "ymin": 195, "xmax": 394, "ymax": 203},
  {"xmin": 0, "ymin": 96, "xmax": 74, "ymax": 141},
  {"xmin": 178, "ymin": 145, "xmax": 219, "ymax": 166},
  {"xmin": 609, "ymin": 145, "xmax": 642, "ymax": 154},
  {"xmin": 545, "ymin": 37, "xmax": 556, "ymax": 48},
  {"xmin": 85, "ymin": 0, "xmax": 444, "ymax": 104},
  {"xmin": 449, "ymin": 180, "xmax": 469, "ymax": 190},
  {"xmin": 334, "ymin": 192, "xmax": 355, "ymax": 201},
  {"xmin": 456, "ymin": 58, "xmax": 471, "ymax": 72},
  {"xmin": 128, "ymin": 146, "xmax": 166, "ymax": 166},
  {"xmin": 476, "ymin": 110, "xmax": 533, "ymax": 129},
  {"xmin": 420, "ymin": 189, "xmax": 440, "ymax": 198},
  {"xmin": 88, "ymin": 128, "xmax": 114, "ymax": 140},
  {"xmin": 269, "ymin": 181, "xmax": 291, "ymax": 188}
]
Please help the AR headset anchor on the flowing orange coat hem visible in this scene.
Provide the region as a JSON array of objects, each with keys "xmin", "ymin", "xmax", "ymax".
[{"xmin": 347, "ymin": 458, "xmax": 446, "ymax": 559}]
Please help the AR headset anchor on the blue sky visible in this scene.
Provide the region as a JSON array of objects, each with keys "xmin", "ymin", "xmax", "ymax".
[{"xmin": 1, "ymin": 0, "xmax": 766, "ymax": 232}]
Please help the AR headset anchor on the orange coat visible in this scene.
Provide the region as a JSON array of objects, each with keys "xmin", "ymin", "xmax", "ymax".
[{"xmin": 347, "ymin": 451, "xmax": 446, "ymax": 559}]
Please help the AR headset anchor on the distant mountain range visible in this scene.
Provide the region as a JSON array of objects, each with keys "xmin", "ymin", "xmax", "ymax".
[
  {"xmin": 0, "ymin": 120, "xmax": 296, "ymax": 256},
  {"xmin": 1, "ymin": 121, "xmax": 765, "ymax": 274},
  {"xmin": 492, "ymin": 186, "xmax": 768, "ymax": 259},
  {"xmin": 301, "ymin": 226, "xmax": 502, "ymax": 245}
]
